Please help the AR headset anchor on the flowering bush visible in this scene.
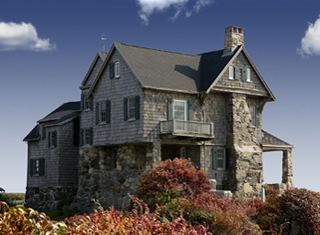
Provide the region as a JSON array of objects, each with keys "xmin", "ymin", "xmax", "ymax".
[{"xmin": 0, "ymin": 201, "xmax": 67, "ymax": 235}]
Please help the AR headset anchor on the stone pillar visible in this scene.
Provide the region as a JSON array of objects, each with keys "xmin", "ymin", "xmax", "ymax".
[
  {"xmin": 146, "ymin": 141, "xmax": 161, "ymax": 170},
  {"xmin": 226, "ymin": 93, "xmax": 263, "ymax": 198},
  {"xmin": 282, "ymin": 150, "xmax": 294, "ymax": 188}
]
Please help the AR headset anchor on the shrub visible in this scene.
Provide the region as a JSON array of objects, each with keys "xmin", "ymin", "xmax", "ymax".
[
  {"xmin": 0, "ymin": 201, "xmax": 67, "ymax": 235},
  {"xmin": 138, "ymin": 158, "xmax": 213, "ymax": 209}
]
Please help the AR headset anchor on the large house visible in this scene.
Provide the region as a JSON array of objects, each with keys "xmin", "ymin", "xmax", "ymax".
[{"xmin": 24, "ymin": 26, "xmax": 294, "ymax": 212}]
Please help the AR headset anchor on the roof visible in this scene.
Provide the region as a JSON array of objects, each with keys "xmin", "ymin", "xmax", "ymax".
[
  {"xmin": 261, "ymin": 129, "xmax": 294, "ymax": 151},
  {"xmin": 89, "ymin": 43, "xmax": 274, "ymax": 99},
  {"xmin": 23, "ymin": 101, "xmax": 80, "ymax": 142},
  {"xmin": 81, "ymin": 52, "xmax": 107, "ymax": 86},
  {"xmin": 38, "ymin": 101, "xmax": 80, "ymax": 123}
]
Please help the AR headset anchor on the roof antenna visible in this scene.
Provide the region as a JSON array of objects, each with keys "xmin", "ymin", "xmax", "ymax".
[{"xmin": 100, "ymin": 34, "xmax": 107, "ymax": 53}]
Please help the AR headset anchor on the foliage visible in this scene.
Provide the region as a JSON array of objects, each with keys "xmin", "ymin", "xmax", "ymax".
[
  {"xmin": 0, "ymin": 193, "xmax": 25, "ymax": 207},
  {"xmin": 65, "ymin": 195, "xmax": 212, "ymax": 235},
  {"xmin": 138, "ymin": 158, "xmax": 213, "ymax": 209},
  {"xmin": 0, "ymin": 201, "xmax": 67, "ymax": 235}
]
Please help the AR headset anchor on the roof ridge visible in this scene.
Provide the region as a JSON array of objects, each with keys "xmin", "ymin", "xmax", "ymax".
[{"xmin": 115, "ymin": 42, "xmax": 200, "ymax": 58}]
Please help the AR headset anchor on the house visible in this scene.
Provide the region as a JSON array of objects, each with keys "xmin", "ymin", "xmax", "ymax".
[
  {"xmin": 24, "ymin": 26, "xmax": 294, "ymax": 212},
  {"xmin": 24, "ymin": 102, "xmax": 81, "ymax": 209}
]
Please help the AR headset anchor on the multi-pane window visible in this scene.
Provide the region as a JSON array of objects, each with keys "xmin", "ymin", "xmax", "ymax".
[
  {"xmin": 249, "ymin": 106, "xmax": 260, "ymax": 127},
  {"xmin": 30, "ymin": 158, "xmax": 45, "ymax": 176},
  {"xmin": 115, "ymin": 62, "xmax": 120, "ymax": 78},
  {"xmin": 80, "ymin": 127, "xmax": 93, "ymax": 146},
  {"xmin": 124, "ymin": 96, "xmax": 140, "ymax": 121},
  {"xmin": 173, "ymin": 100, "xmax": 187, "ymax": 120},
  {"xmin": 180, "ymin": 147, "xmax": 186, "ymax": 158},
  {"xmin": 84, "ymin": 95, "xmax": 90, "ymax": 110},
  {"xmin": 217, "ymin": 148, "xmax": 225, "ymax": 170},
  {"xmin": 48, "ymin": 131, "xmax": 57, "ymax": 148},
  {"xmin": 229, "ymin": 66, "xmax": 235, "ymax": 79},
  {"xmin": 100, "ymin": 102, "xmax": 107, "ymax": 122},
  {"xmin": 128, "ymin": 97, "xmax": 136, "ymax": 119},
  {"xmin": 212, "ymin": 147, "xmax": 228, "ymax": 171},
  {"xmin": 85, "ymin": 129, "xmax": 91, "ymax": 145}
]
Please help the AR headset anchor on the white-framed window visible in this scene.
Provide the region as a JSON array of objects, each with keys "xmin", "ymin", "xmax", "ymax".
[
  {"xmin": 100, "ymin": 101, "xmax": 107, "ymax": 123},
  {"xmin": 115, "ymin": 61, "xmax": 120, "ymax": 78},
  {"xmin": 246, "ymin": 67, "xmax": 251, "ymax": 81},
  {"xmin": 173, "ymin": 99, "xmax": 187, "ymax": 121},
  {"xmin": 180, "ymin": 147, "xmax": 186, "ymax": 158},
  {"xmin": 84, "ymin": 95, "xmax": 90, "ymax": 110},
  {"xmin": 229, "ymin": 66, "xmax": 234, "ymax": 79},
  {"xmin": 85, "ymin": 129, "xmax": 91, "ymax": 146},
  {"xmin": 34, "ymin": 159, "xmax": 40, "ymax": 175},
  {"xmin": 80, "ymin": 127, "xmax": 93, "ymax": 146},
  {"xmin": 128, "ymin": 97, "xmax": 136, "ymax": 120}
]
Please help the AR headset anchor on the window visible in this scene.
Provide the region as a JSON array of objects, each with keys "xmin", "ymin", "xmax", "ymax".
[
  {"xmin": 123, "ymin": 96, "xmax": 140, "ymax": 121},
  {"xmin": 229, "ymin": 66, "xmax": 234, "ymax": 79},
  {"xmin": 115, "ymin": 62, "xmax": 120, "ymax": 78},
  {"xmin": 29, "ymin": 158, "xmax": 45, "ymax": 176},
  {"xmin": 111, "ymin": 148, "xmax": 117, "ymax": 170},
  {"xmin": 173, "ymin": 100, "xmax": 187, "ymax": 120},
  {"xmin": 180, "ymin": 147, "xmax": 186, "ymax": 158},
  {"xmin": 249, "ymin": 106, "xmax": 260, "ymax": 127},
  {"xmin": 80, "ymin": 127, "xmax": 93, "ymax": 146},
  {"xmin": 242, "ymin": 67, "xmax": 251, "ymax": 82},
  {"xmin": 48, "ymin": 131, "xmax": 57, "ymax": 148},
  {"xmin": 81, "ymin": 93, "xmax": 93, "ymax": 110},
  {"xmin": 212, "ymin": 147, "xmax": 229, "ymax": 170},
  {"xmin": 109, "ymin": 62, "xmax": 120, "ymax": 79},
  {"xmin": 96, "ymin": 101, "xmax": 111, "ymax": 124},
  {"xmin": 42, "ymin": 125, "xmax": 46, "ymax": 140}
]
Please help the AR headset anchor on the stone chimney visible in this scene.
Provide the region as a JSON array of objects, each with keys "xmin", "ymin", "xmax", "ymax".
[{"xmin": 224, "ymin": 26, "xmax": 244, "ymax": 53}]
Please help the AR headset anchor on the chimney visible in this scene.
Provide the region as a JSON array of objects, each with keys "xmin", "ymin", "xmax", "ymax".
[{"xmin": 224, "ymin": 26, "xmax": 244, "ymax": 53}]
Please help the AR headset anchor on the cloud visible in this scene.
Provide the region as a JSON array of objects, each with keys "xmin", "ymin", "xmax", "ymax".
[
  {"xmin": 298, "ymin": 15, "xmax": 320, "ymax": 57},
  {"xmin": 136, "ymin": 0, "xmax": 213, "ymax": 25},
  {"xmin": 0, "ymin": 21, "xmax": 56, "ymax": 51}
]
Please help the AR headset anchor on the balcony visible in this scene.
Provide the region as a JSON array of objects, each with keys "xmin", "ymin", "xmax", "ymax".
[{"xmin": 160, "ymin": 120, "xmax": 214, "ymax": 139}]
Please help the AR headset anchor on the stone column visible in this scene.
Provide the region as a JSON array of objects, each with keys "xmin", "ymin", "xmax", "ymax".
[
  {"xmin": 146, "ymin": 141, "xmax": 161, "ymax": 170},
  {"xmin": 282, "ymin": 150, "xmax": 294, "ymax": 188}
]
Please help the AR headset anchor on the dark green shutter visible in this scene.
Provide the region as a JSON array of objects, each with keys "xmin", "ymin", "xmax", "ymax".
[
  {"xmin": 106, "ymin": 100, "xmax": 111, "ymax": 123},
  {"xmin": 109, "ymin": 63, "xmax": 114, "ymax": 79},
  {"xmin": 80, "ymin": 128, "xmax": 83, "ymax": 146},
  {"xmin": 212, "ymin": 147, "xmax": 218, "ymax": 170},
  {"xmin": 89, "ymin": 127, "xmax": 93, "ymax": 145},
  {"xmin": 89, "ymin": 98, "xmax": 93, "ymax": 110},
  {"xmin": 168, "ymin": 98, "xmax": 173, "ymax": 120},
  {"xmin": 73, "ymin": 117, "xmax": 80, "ymax": 146},
  {"xmin": 53, "ymin": 131, "xmax": 57, "ymax": 147},
  {"xmin": 95, "ymin": 102, "xmax": 100, "ymax": 124},
  {"xmin": 225, "ymin": 148, "xmax": 230, "ymax": 170},
  {"xmin": 48, "ymin": 132, "xmax": 51, "ymax": 147},
  {"xmin": 80, "ymin": 93, "xmax": 84, "ymax": 111},
  {"xmin": 188, "ymin": 99, "xmax": 193, "ymax": 121},
  {"xmin": 42, "ymin": 126, "xmax": 46, "ymax": 140},
  {"xmin": 235, "ymin": 66, "xmax": 240, "ymax": 80},
  {"xmin": 256, "ymin": 106, "xmax": 260, "ymax": 127},
  {"xmin": 135, "ymin": 96, "xmax": 140, "ymax": 120},
  {"xmin": 39, "ymin": 158, "xmax": 45, "ymax": 176},
  {"xmin": 30, "ymin": 159, "xmax": 34, "ymax": 176},
  {"xmin": 242, "ymin": 67, "xmax": 247, "ymax": 81},
  {"xmin": 123, "ymin": 98, "xmax": 128, "ymax": 121}
]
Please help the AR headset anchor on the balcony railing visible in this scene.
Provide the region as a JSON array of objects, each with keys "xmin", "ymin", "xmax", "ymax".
[{"xmin": 160, "ymin": 120, "xmax": 214, "ymax": 139}]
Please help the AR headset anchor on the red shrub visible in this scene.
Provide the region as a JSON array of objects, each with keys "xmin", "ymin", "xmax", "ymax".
[{"xmin": 138, "ymin": 158, "xmax": 213, "ymax": 207}]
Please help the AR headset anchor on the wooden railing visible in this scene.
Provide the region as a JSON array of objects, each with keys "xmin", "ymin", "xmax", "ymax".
[{"xmin": 160, "ymin": 120, "xmax": 214, "ymax": 138}]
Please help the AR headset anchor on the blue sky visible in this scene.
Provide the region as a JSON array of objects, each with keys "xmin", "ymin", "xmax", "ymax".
[{"xmin": 1, "ymin": 0, "xmax": 320, "ymax": 193}]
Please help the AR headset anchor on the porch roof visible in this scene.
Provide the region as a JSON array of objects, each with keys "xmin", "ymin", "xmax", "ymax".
[{"xmin": 261, "ymin": 129, "xmax": 294, "ymax": 152}]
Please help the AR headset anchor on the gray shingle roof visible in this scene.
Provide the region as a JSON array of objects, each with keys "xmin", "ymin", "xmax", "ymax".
[
  {"xmin": 115, "ymin": 43, "xmax": 237, "ymax": 93},
  {"xmin": 24, "ymin": 102, "xmax": 80, "ymax": 142}
]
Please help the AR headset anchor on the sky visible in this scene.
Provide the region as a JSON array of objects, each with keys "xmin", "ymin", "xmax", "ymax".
[{"xmin": 1, "ymin": 0, "xmax": 320, "ymax": 193}]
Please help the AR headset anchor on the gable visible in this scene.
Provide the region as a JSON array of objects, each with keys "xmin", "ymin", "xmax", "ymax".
[
  {"xmin": 81, "ymin": 52, "xmax": 107, "ymax": 87},
  {"xmin": 208, "ymin": 47, "xmax": 275, "ymax": 100}
]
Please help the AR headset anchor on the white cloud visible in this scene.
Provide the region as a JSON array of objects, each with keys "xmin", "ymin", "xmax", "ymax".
[
  {"xmin": 298, "ymin": 15, "xmax": 320, "ymax": 57},
  {"xmin": 136, "ymin": 0, "xmax": 213, "ymax": 25},
  {"xmin": 0, "ymin": 21, "xmax": 56, "ymax": 51}
]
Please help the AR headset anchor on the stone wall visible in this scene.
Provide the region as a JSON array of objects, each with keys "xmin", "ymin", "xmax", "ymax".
[
  {"xmin": 226, "ymin": 93, "xmax": 263, "ymax": 197},
  {"xmin": 76, "ymin": 145, "xmax": 146, "ymax": 213}
]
